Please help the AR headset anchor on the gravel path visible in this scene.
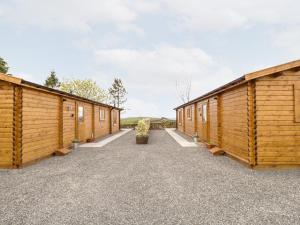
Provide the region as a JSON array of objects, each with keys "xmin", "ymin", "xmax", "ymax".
[{"xmin": 0, "ymin": 130, "xmax": 299, "ymax": 225}]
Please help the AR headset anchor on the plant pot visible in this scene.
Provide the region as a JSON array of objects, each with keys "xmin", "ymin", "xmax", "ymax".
[
  {"xmin": 72, "ymin": 142, "xmax": 79, "ymax": 149},
  {"xmin": 136, "ymin": 136, "xmax": 149, "ymax": 144}
]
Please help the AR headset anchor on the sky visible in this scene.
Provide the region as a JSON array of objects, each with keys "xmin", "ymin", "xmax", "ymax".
[{"xmin": 0, "ymin": 0, "xmax": 299, "ymax": 119}]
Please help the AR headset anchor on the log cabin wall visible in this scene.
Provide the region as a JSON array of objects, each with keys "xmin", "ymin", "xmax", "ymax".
[
  {"xmin": 0, "ymin": 74, "xmax": 121, "ymax": 168},
  {"xmin": 184, "ymin": 104, "xmax": 195, "ymax": 136},
  {"xmin": 255, "ymin": 70, "xmax": 300, "ymax": 165},
  {"xmin": 22, "ymin": 88, "xmax": 60, "ymax": 164},
  {"xmin": 220, "ymin": 84, "xmax": 249, "ymax": 163},
  {"xmin": 0, "ymin": 81, "xmax": 14, "ymax": 167}
]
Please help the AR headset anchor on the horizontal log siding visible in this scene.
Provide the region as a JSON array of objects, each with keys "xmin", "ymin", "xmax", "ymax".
[
  {"xmin": 22, "ymin": 88, "xmax": 59, "ymax": 163},
  {"xmin": 184, "ymin": 105, "xmax": 195, "ymax": 136},
  {"xmin": 255, "ymin": 70, "xmax": 300, "ymax": 165},
  {"xmin": 63, "ymin": 99, "xmax": 75, "ymax": 148},
  {"xmin": 209, "ymin": 97, "xmax": 218, "ymax": 146},
  {"xmin": 111, "ymin": 109, "xmax": 120, "ymax": 134},
  {"xmin": 0, "ymin": 81, "xmax": 14, "ymax": 167},
  {"xmin": 221, "ymin": 84, "xmax": 249, "ymax": 162},
  {"xmin": 94, "ymin": 106, "xmax": 110, "ymax": 138}
]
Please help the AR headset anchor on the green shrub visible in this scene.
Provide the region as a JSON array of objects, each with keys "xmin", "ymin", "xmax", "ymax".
[{"xmin": 136, "ymin": 119, "xmax": 150, "ymax": 137}]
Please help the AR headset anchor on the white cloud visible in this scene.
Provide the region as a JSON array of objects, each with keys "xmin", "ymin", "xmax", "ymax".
[
  {"xmin": 273, "ymin": 27, "xmax": 300, "ymax": 57},
  {"xmin": 160, "ymin": 0, "xmax": 300, "ymax": 32},
  {"xmin": 95, "ymin": 45, "xmax": 237, "ymax": 117},
  {"xmin": 0, "ymin": 0, "xmax": 140, "ymax": 32},
  {"xmin": 125, "ymin": 98, "xmax": 160, "ymax": 117},
  {"xmin": 2, "ymin": 0, "xmax": 300, "ymax": 33}
]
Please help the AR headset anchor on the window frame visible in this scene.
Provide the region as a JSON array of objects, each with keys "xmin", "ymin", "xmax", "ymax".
[
  {"xmin": 113, "ymin": 110, "xmax": 118, "ymax": 126},
  {"xmin": 178, "ymin": 109, "xmax": 182, "ymax": 125},
  {"xmin": 187, "ymin": 106, "xmax": 192, "ymax": 120},
  {"xmin": 78, "ymin": 106, "xmax": 84, "ymax": 122},
  {"xmin": 99, "ymin": 108, "xmax": 106, "ymax": 121},
  {"xmin": 202, "ymin": 103, "xmax": 207, "ymax": 123}
]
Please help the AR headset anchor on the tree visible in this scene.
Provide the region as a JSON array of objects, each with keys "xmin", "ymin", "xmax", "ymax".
[
  {"xmin": 60, "ymin": 79, "xmax": 107, "ymax": 103},
  {"xmin": 44, "ymin": 71, "xmax": 60, "ymax": 89},
  {"xmin": 109, "ymin": 78, "xmax": 127, "ymax": 108},
  {"xmin": 0, "ymin": 57, "xmax": 9, "ymax": 74},
  {"xmin": 176, "ymin": 78, "xmax": 191, "ymax": 104}
]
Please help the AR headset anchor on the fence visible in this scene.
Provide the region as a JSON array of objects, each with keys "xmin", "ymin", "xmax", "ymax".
[{"xmin": 121, "ymin": 120, "xmax": 176, "ymax": 130}]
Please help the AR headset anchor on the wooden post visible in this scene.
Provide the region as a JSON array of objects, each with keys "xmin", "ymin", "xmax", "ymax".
[
  {"xmin": 183, "ymin": 107, "xmax": 186, "ymax": 133},
  {"xmin": 207, "ymin": 100, "xmax": 210, "ymax": 143},
  {"xmin": 75, "ymin": 101, "xmax": 79, "ymax": 139},
  {"xmin": 175, "ymin": 110, "xmax": 178, "ymax": 129},
  {"xmin": 217, "ymin": 95, "xmax": 222, "ymax": 148},
  {"xmin": 118, "ymin": 110, "xmax": 121, "ymax": 131},
  {"xmin": 109, "ymin": 108, "xmax": 112, "ymax": 134},
  {"xmin": 194, "ymin": 103, "xmax": 197, "ymax": 135},
  {"xmin": 92, "ymin": 104, "xmax": 95, "ymax": 139},
  {"xmin": 248, "ymin": 81, "xmax": 257, "ymax": 166},
  {"xmin": 13, "ymin": 86, "xmax": 23, "ymax": 168},
  {"xmin": 58, "ymin": 97, "xmax": 63, "ymax": 149}
]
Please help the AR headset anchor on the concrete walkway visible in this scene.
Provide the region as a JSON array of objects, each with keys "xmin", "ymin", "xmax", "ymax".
[
  {"xmin": 80, "ymin": 129, "xmax": 132, "ymax": 148},
  {"xmin": 165, "ymin": 128, "xmax": 198, "ymax": 147},
  {"xmin": 0, "ymin": 130, "xmax": 299, "ymax": 225}
]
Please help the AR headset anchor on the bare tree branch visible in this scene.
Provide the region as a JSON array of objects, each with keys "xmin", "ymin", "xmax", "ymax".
[{"xmin": 176, "ymin": 78, "xmax": 192, "ymax": 104}]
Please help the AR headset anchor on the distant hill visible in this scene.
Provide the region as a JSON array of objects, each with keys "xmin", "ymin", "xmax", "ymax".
[{"xmin": 121, "ymin": 117, "xmax": 175, "ymax": 125}]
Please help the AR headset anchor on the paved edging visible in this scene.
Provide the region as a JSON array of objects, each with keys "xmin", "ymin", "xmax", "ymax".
[
  {"xmin": 165, "ymin": 128, "xmax": 198, "ymax": 147},
  {"xmin": 80, "ymin": 129, "xmax": 132, "ymax": 148}
]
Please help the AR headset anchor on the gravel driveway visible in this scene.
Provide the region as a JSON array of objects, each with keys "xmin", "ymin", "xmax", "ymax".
[{"xmin": 0, "ymin": 130, "xmax": 299, "ymax": 225}]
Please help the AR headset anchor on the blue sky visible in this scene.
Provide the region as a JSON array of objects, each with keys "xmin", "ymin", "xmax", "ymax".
[{"xmin": 0, "ymin": 0, "xmax": 299, "ymax": 118}]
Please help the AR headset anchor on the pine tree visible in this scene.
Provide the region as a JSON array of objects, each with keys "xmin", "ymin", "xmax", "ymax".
[
  {"xmin": 108, "ymin": 78, "xmax": 127, "ymax": 108},
  {"xmin": 44, "ymin": 71, "xmax": 60, "ymax": 89},
  {"xmin": 0, "ymin": 57, "xmax": 9, "ymax": 74}
]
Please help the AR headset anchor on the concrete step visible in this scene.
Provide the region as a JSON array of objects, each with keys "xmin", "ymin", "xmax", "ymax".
[
  {"xmin": 209, "ymin": 147, "xmax": 225, "ymax": 156},
  {"xmin": 55, "ymin": 148, "xmax": 72, "ymax": 156}
]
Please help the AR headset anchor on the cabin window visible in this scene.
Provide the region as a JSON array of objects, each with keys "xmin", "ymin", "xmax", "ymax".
[
  {"xmin": 178, "ymin": 110, "xmax": 182, "ymax": 125},
  {"xmin": 113, "ymin": 110, "xmax": 118, "ymax": 125},
  {"xmin": 202, "ymin": 104, "xmax": 207, "ymax": 122},
  {"xmin": 187, "ymin": 107, "xmax": 192, "ymax": 120},
  {"xmin": 100, "ymin": 109, "xmax": 105, "ymax": 121},
  {"xmin": 78, "ymin": 106, "xmax": 84, "ymax": 121}
]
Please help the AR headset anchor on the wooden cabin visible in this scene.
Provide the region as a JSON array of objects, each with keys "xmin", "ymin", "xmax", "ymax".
[
  {"xmin": 175, "ymin": 60, "xmax": 300, "ymax": 167},
  {"xmin": 0, "ymin": 73, "xmax": 121, "ymax": 168}
]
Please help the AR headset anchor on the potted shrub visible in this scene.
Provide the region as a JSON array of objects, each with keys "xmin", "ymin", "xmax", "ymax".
[
  {"xmin": 136, "ymin": 119, "xmax": 150, "ymax": 144},
  {"xmin": 193, "ymin": 133, "xmax": 199, "ymax": 143},
  {"xmin": 72, "ymin": 139, "xmax": 80, "ymax": 149}
]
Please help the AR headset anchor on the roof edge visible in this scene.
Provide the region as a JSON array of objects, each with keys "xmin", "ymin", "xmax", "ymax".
[
  {"xmin": 0, "ymin": 73, "xmax": 122, "ymax": 110},
  {"xmin": 174, "ymin": 59, "xmax": 300, "ymax": 110},
  {"xmin": 245, "ymin": 59, "xmax": 300, "ymax": 81}
]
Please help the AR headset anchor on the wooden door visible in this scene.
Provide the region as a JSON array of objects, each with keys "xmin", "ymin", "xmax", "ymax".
[
  {"xmin": 77, "ymin": 104, "xmax": 85, "ymax": 142},
  {"xmin": 197, "ymin": 102, "xmax": 208, "ymax": 142}
]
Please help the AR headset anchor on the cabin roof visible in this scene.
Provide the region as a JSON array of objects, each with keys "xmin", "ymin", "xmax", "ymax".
[
  {"xmin": 0, "ymin": 73, "xmax": 122, "ymax": 111},
  {"xmin": 174, "ymin": 59, "xmax": 300, "ymax": 110}
]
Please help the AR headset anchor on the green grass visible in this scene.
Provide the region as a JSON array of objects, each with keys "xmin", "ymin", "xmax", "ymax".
[{"xmin": 121, "ymin": 117, "xmax": 160, "ymax": 125}]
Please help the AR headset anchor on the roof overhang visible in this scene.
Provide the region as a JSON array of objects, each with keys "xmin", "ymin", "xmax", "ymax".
[{"xmin": 174, "ymin": 59, "xmax": 300, "ymax": 110}]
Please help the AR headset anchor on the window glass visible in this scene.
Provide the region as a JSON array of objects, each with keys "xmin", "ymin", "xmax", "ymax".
[
  {"xmin": 202, "ymin": 104, "xmax": 207, "ymax": 122},
  {"xmin": 100, "ymin": 109, "xmax": 105, "ymax": 121},
  {"xmin": 78, "ymin": 106, "xmax": 84, "ymax": 121}
]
